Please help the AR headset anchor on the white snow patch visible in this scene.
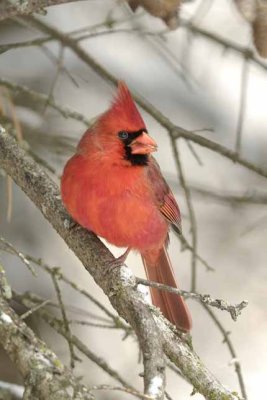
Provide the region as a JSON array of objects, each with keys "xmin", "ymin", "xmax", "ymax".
[
  {"xmin": 0, "ymin": 312, "xmax": 12, "ymax": 324},
  {"xmin": 64, "ymin": 219, "xmax": 71, "ymax": 229},
  {"xmin": 147, "ymin": 376, "xmax": 163, "ymax": 397},
  {"xmin": 229, "ymin": 357, "xmax": 240, "ymax": 366},
  {"xmin": 120, "ymin": 265, "xmax": 134, "ymax": 281},
  {"xmin": 137, "ymin": 284, "xmax": 151, "ymax": 304},
  {"xmin": 0, "ymin": 380, "xmax": 24, "ymax": 397},
  {"xmin": 35, "ymin": 353, "xmax": 53, "ymax": 368}
]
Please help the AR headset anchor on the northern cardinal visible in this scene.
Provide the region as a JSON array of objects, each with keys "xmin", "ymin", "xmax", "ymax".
[{"xmin": 61, "ymin": 82, "xmax": 192, "ymax": 332}]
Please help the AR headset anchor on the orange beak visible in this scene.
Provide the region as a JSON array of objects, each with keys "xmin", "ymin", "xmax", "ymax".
[{"xmin": 130, "ymin": 132, "xmax": 158, "ymax": 155}]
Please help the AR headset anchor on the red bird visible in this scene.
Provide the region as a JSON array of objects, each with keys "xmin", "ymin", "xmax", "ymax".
[{"xmin": 61, "ymin": 82, "xmax": 192, "ymax": 332}]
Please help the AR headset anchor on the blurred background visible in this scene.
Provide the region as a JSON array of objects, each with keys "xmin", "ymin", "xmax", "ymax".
[{"xmin": 0, "ymin": 0, "xmax": 267, "ymax": 399}]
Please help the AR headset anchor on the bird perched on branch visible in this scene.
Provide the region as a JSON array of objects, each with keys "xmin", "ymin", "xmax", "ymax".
[{"xmin": 61, "ymin": 82, "xmax": 192, "ymax": 332}]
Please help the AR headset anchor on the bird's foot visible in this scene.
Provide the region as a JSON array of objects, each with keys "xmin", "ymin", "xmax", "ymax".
[{"xmin": 108, "ymin": 247, "xmax": 131, "ymax": 271}]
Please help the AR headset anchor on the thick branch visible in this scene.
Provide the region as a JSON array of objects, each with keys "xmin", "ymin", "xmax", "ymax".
[
  {"xmin": 0, "ymin": 127, "xmax": 241, "ymax": 400},
  {"xmin": 0, "ymin": 295, "xmax": 93, "ymax": 399}
]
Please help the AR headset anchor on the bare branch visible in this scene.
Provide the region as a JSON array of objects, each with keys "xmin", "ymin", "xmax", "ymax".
[
  {"xmin": 235, "ymin": 57, "xmax": 249, "ymax": 154},
  {"xmin": 0, "ymin": 237, "xmax": 36, "ymax": 276},
  {"xmin": 171, "ymin": 139, "xmax": 198, "ymax": 292},
  {"xmin": 20, "ymin": 299, "xmax": 50, "ymax": 320},
  {"xmin": 0, "ymin": 240, "xmax": 130, "ymax": 330},
  {"xmin": 202, "ymin": 304, "xmax": 248, "ymax": 400},
  {"xmin": 15, "ymin": 291, "xmax": 145, "ymax": 397},
  {"xmin": 50, "ymin": 268, "xmax": 77, "ymax": 369},
  {"xmin": 179, "ymin": 17, "xmax": 267, "ymax": 70},
  {"xmin": 0, "ymin": 78, "xmax": 90, "ymax": 126},
  {"xmin": 0, "ymin": 0, "xmax": 85, "ymax": 22},
  {"xmin": 0, "ymin": 272, "xmax": 94, "ymax": 400},
  {"xmin": 177, "ymin": 231, "xmax": 215, "ymax": 272},
  {"xmin": 185, "ymin": 183, "xmax": 267, "ymax": 205},
  {"xmin": 136, "ymin": 277, "xmax": 248, "ymax": 321},
  {"xmin": 90, "ymin": 384, "xmax": 156, "ymax": 399},
  {"xmin": 173, "ymin": 127, "xmax": 267, "ymax": 178}
]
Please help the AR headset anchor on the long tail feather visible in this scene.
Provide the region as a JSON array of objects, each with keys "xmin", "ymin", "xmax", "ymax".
[{"xmin": 142, "ymin": 246, "xmax": 192, "ymax": 332}]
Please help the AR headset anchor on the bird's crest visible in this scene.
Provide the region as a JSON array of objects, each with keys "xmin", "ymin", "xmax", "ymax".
[{"xmin": 101, "ymin": 81, "xmax": 146, "ymax": 131}]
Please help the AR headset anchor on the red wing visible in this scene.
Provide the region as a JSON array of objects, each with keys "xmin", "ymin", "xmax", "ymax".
[{"xmin": 147, "ymin": 157, "xmax": 182, "ymax": 233}]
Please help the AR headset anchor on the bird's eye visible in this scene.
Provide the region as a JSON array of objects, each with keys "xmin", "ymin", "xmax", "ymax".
[{"xmin": 118, "ymin": 131, "xmax": 129, "ymax": 140}]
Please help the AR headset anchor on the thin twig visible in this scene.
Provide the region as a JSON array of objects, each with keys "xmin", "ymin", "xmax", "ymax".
[
  {"xmin": 6, "ymin": 176, "xmax": 13, "ymax": 223},
  {"xmin": 171, "ymin": 139, "xmax": 198, "ymax": 292},
  {"xmin": 90, "ymin": 384, "xmax": 154, "ymax": 399},
  {"xmin": 235, "ymin": 57, "xmax": 249, "ymax": 155},
  {"xmin": 50, "ymin": 268, "xmax": 77, "ymax": 369},
  {"xmin": 0, "ymin": 37, "xmax": 51, "ymax": 53},
  {"xmin": 179, "ymin": 18, "xmax": 267, "ymax": 73},
  {"xmin": 0, "ymin": 78, "xmax": 91, "ymax": 126},
  {"xmin": 136, "ymin": 277, "xmax": 248, "ymax": 321},
  {"xmin": 0, "ymin": 287, "xmax": 95, "ymax": 399},
  {"xmin": 164, "ymin": 391, "xmax": 175, "ymax": 400},
  {"xmin": 176, "ymin": 230, "xmax": 215, "ymax": 272},
  {"xmin": 185, "ymin": 141, "xmax": 203, "ymax": 166},
  {"xmin": 13, "ymin": 289, "xmax": 113, "ymax": 326},
  {"xmin": 0, "ymin": 14, "xmax": 142, "ymax": 54},
  {"xmin": 69, "ymin": 320, "xmax": 120, "ymax": 329},
  {"xmin": 0, "ymin": 237, "xmax": 36, "ymax": 276},
  {"xmin": 173, "ymin": 130, "xmax": 267, "ymax": 178},
  {"xmin": 202, "ymin": 304, "xmax": 248, "ymax": 400},
  {"xmin": 183, "ymin": 184, "xmax": 267, "ymax": 205},
  {"xmin": 27, "ymin": 253, "xmax": 129, "ymax": 328},
  {"xmin": 6, "ymin": 92, "xmax": 23, "ymax": 143},
  {"xmin": 0, "ymin": 241, "xmax": 129, "ymax": 329},
  {"xmin": 43, "ymin": 45, "xmax": 65, "ymax": 112},
  {"xmin": 17, "ymin": 293, "xmax": 139, "ymax": 394},
  {"xmin": 20, "ymin": 299, "xmax": 50, "ymax": 320}
]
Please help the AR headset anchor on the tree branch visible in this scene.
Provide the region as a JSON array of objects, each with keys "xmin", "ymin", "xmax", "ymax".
[
  {"xmin": 0, "ymin": 0, "xmax": 84, "ymax": 22},
  {"xmin": 0, "ymin": 287, "xmax": 94, "ymax": 399},
  {"xmin": 13, "ymin": 291, "xmax": 152, "ymax": 399},
  {"xmin": 136, "ymin": 278, "xmax": 248, "ymax": 321},
  {"xmin": 0, "ymin": 78, "xmax": 90, "ymax": 126},
  {"xmin": 0, "ymin": 125, "xmax": 241, "ymax": 400}
]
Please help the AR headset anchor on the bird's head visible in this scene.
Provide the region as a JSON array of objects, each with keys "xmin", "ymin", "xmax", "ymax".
[{"xmin": 82, "ymin": 82, "xmax": 157, "ymax": 166}]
